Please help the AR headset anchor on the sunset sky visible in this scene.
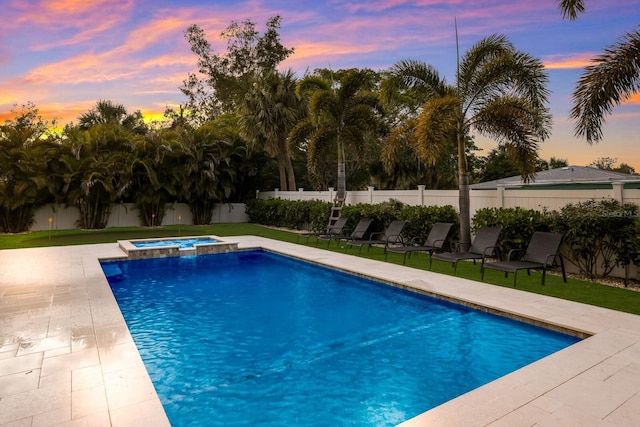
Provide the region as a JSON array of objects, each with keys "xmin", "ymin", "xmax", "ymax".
[{"xmin": 1, "ymin": 0, "xmax": 639, "ymax": 169}]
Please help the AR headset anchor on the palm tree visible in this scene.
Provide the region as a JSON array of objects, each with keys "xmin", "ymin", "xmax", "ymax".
[
  {"xmin": 0, "ymin": 104, "xmax": 58, "ymax": 232},
  {"xmin": 381, "ymin": 35, "xmax": 551, "ymax": 245},
  {"xmin": 78, "ymin": 100, "xmax": 148, "ymax": 135},
  {"xmin": 291, "ymin": 68, "xmax": 382, "ymax": 194},
  {"xmin": 556, "ymin": 2, "xmax": 640, "ymax": 144},
  {"xmin": 177, "ymin": 117, "xmax": 244, "ymax": 224},
  {"xmin": 130, "ymin": 129, "xmax": 183, "ymax": 226},
  {"xmin": 238, "ymin": 69, "xmax": 304, "ymax": 191},
  {"xmin": 570, "ymin": 27, "xmax": 640, "ymax": 143},
  {"xmin": 60, "ymin": 124, "xmax": 135, "ymax": 229}
]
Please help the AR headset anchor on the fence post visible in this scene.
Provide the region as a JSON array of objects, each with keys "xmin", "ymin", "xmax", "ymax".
[
  {"xmin": 274, "ymin": 188, "xmax": 279, "ymax": 199},
  {"xmin": 612, "ymin": 182, "xmax": 624, "ymax": 204},
  {"xmin": 329, "ymin": 187, "xmax": 334, "ymax": 203},
  {"xmin": 368, "ymin": 186, "xmax": 374, "ymax": 204},
  {"xmin": 418, "ymin": 185, "xmax": 426, "ymax": 206},
  {"xmin": 298, "ymin": 188, "xmax": 304, "ymax": 201},
  {"xmin": 496, "ymin": 184, "xmax": 505, "ymax": 208}
]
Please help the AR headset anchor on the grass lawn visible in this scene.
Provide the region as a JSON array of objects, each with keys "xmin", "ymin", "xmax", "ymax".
[{"xmin": 2, "ymin": 223, "xmax": 640, "ymax": 316}]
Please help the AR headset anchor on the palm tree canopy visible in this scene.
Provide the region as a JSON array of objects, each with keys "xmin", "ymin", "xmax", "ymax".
[
  {"xmin": 571, "ymin": 27, "xmax": 640, "ymax": 143},
  {"xmin": 382, "ymin": 34, "xmax": 551, "ymax": 246},
  {"xmin": 78, "ymin": 100, "xmax": 148, "ymax": 135},
  {"xmin": 292, "ymin": 69, "xmax": 382, "ymax": 191},
  {"xmin": 557, "ymin": 0, "xmax": 586, "ymax": 20},
  {"xmin": 238, "ymin": 69, "xmax": 303, "ymax": 191},
  {"xmin": 383, "ymin": 34, "xmax": 551, "ymax": 181}
]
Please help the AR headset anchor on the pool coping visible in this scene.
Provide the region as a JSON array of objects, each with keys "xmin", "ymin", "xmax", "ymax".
[{"xmin": 1, "ymin": 236, "xmax": 640, "ymax": 426}]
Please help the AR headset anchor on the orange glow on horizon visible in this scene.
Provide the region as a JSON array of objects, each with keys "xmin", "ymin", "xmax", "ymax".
[{"xmin": 543, "ymin": 53, "xmax": 594, "ymax": 69}]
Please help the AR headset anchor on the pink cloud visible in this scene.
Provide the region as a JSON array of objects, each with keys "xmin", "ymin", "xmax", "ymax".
[{"xmin": 6, "ymin": 0, "xmax": 135, "ymax": 49}]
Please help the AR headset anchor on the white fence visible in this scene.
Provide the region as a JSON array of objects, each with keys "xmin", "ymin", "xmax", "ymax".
[
  {"xmin": 258, "ymin": 184, "xmax": 640, "ymax": 281},
  {"xmin": 30, "ymin": 185, "xmax": 638, "ymax": 232},
  {"xmin": 258, "ymin": 183, "xmax": 640, "ymax": 217},
  {"xmin": 31, "ymin": 203, "xmax": 249, "ymax": 231}
]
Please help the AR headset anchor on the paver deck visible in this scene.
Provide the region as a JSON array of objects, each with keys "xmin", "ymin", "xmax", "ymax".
[{"xmin": 1, "ymin": 236, "xmax": 640, "ymax": 426}]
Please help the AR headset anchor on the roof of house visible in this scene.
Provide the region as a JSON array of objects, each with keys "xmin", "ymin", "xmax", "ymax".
[{"xmin": 471, "ymin": 166, "xmax": 640, "ymax": 190}]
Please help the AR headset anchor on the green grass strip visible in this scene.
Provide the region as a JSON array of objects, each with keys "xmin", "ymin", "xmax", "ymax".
[{"xmin": 2, "ymin": 223, "xmax": 639, "ymax": 316}]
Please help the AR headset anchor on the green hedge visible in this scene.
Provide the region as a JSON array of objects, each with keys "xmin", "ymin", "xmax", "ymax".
[
  {"xmin": 244, "ymin": 199, "xmax": 331, "ymax": 230},
  {"xmin": 550, "ymin": 200, "xmax": 639, "ymax": 279},
  {"xmin": 247, "ymin": 198, "xmax": 640, "ymax": 280},
  {"xmin": 247, "ymin": 198, "xmax": 458, "ymax": 241},
  {"xmin": 472, "ymin": 207, "xmax": 552, "ymax": 259},
  {"xmin": 473, "ymin": 202, "xmax": 640, "ymax": 279}
]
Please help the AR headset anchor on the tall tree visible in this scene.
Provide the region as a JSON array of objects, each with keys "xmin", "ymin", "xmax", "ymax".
[
  {"xmin": 0, "ymin": 103, "xmax": 58, "ymax": 232},
  {"xmin": 78, "ymin": 99, "xmax": 147, "ymax": 135},
  {"xmin": 291, "ymin": 68, "xmax": 383, "ymax": 194},
  {"xmin": 130, "ymin": 129, "xmax": 184, "ymax": 226},
  {"xmin": 238, "ymin": 69, "xmax": 304, "ymax": 191},
  {"xmin": 549, "ymin": 157, "xmax": 569, "ymax": 169},
  {"xmin": 60, "ymin": 124, "xmax": 135, "ymax": 229},
  {"xmin": 381, "ymin": 35, "xmax": 551, "ymax": 245},
  {"xmin": 588, "ymin": 157, "xmax": 637, "ymax": 174},
  {"xmin": 180, "ymin": 16, "xmax": 294, "ymax": 124},
  {"xmin": 177, "ymin": 117, "xmax": 245, "ymax": 224}
]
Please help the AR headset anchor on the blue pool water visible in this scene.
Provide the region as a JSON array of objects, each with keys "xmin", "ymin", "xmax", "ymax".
[
  {"xmin": 131, "ymin": 237, "xmax": 217, "ymax": 249},
  {"xmin": 103, "ymin": 250, "xmax": 580, "ymax": 426}
]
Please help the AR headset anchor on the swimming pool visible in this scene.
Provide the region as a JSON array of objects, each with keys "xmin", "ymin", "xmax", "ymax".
[{"xmin": 103, "ymin": 250, "xmax": 580, "ymax": 426}]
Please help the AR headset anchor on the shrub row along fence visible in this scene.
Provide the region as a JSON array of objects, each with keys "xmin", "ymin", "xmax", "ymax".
[
  {"xmin": 245, "ymin": 198, "xmax": 640, "ymax": 282},
  {"xmin": 257, "ymin": 183, "xmax": 640, "ymax": 219}
]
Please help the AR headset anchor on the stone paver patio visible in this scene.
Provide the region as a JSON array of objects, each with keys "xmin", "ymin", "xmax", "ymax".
[{"xmin": 1, "ymin": 236, "xmax": 640, "ymax": 426}]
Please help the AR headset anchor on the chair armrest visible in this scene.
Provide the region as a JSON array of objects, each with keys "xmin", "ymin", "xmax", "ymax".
[
  {"xmin": 507, "ymin": 248, "xmax": 524, "ymax": 261},
  {"xmin": 385, "ymin": 234, "xmax": 403, "ymax": 244},
  {"xmin": 483, "ymin": 245, "xmax": 500, "ymax": 257},
  {"xmin": 544, "ymin": 253, "xmax": 560, "ymax": 267},
  {"xmin": 368, "ymin": 231, "xmax": 384, "ymax": 241},
  {"xmin": 432, "ymin": 239, "xmax": 448, "ymax": 250},
  {"xmin": 455, "ymin": 242, "xmax": 470, "ymax": 253}
]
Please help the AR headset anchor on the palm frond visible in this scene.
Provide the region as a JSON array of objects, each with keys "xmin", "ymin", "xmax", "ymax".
[
  {"xmin": 571, "ymin": 27, "xmax": 640, "ymax": 143},
  {"xmin": 413, "ymin": 96, "xmax": 459, "ymax": 165},
  {"xmin": 557, "ymin": 0, "xmax": 586, "ymax": 20},
  {"xmin": 381, "ymin": 119, "xmax": 417, "ymax": 172},
  {"xmin": 472, "ymin": 96, "xmax": 549, "ymax": 180}
]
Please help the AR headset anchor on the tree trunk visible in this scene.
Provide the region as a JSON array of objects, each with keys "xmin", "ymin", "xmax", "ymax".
[
  {"xmin": 457, "ymin": 125, "xmax": 471, "ymax": 247},
  {"xmin": 282, "ymin": 139, "xmax": 297, "ymax": 191},
  {"xmin": 276, "ymin": 150, "xmax": 288, "ymax": 190},
  {"xmin": 337, "ymin": 162, "xmax": 346, "ymax": 197},
  {"xmin": 336, "ymin": 135, "xmax": 346, "ymax": 197}
]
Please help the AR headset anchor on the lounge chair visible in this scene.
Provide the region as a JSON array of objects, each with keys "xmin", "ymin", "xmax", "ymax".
[
  {"xmin": 481, "ymin": 231, "xmax": 566, "ymax": 286},
  {"xmin": 384, "ymin": 222, "xmax": 453, "ymax": 264},
  {"xmin": 336, "ymin": 218, "xmax": 374, "ymax": 250},
  {"xmin": 297, "ymin": 216, "xmax": 348, "ymax": 246},
  {"xmin": 346, "ymin": 220, "xmax": 406, "ymax": 254},
  {"xmin": 431, "ymin": 227, "xmax": 501, "ymax": 273}
]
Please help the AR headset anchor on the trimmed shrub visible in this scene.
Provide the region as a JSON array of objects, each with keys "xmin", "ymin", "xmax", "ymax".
[
  {"xmin": 472, "ymin": 207, "xmax": 552, "ymax": 259},
  {"xmin": 245, "ymin": 198, "xmax": 331, "ymax": 230},
  {"xmin": 397, "ymin": 205, "xmax": 459, "ymax": 241},
  {"xmin": 550, "ymin": 199, "xmax": 639, "ymax": 279},
  {"xmin": 341, "ymin": 199, "xmax": 405, "ymax": 235}
]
